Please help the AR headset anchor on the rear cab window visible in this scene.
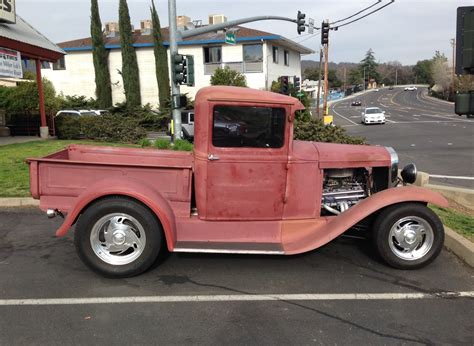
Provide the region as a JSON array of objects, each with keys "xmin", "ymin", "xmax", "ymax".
[{"xmin": 212, "ymin": 106, "xmax": 285, "ymax": 148}]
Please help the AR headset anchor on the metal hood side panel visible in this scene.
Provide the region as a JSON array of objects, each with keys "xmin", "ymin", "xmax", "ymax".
[{"xmin": 313, "ymin": 142, "xmax": 391, "ymax": 168}]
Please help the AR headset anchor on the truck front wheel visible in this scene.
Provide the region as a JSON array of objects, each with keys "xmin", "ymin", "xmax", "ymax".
[
  {"xmin": 372, "ymin": 203, "xmax": 444, "ymax": 269},
  {"xmin": 74, "ymin": 197, "xmax": 163, "ymax": 278}
]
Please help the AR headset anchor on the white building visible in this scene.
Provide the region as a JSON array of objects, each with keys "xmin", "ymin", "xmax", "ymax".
[{"xmin": 43, "ymin": 17, "xmax": 313, "ymax": 108}]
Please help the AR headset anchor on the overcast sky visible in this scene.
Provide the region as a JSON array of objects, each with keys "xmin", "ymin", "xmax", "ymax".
[{"xmin": 16, "ymin": 0, "xmax": 471, "ymax": 65}]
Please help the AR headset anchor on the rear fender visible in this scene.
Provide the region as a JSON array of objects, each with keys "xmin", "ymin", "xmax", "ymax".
[
  {"xmin": 54, "ymin": 177, "xmax": 177, "ymax": 251},
  {"xmin": 282, "ymin": 186, "xmax": 448, "ymax": 254}
]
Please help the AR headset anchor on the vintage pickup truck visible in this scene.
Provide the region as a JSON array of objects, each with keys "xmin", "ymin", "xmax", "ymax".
[{"xmin": 28, "ymin": 86, "xmax": 448, "ymax": 278}]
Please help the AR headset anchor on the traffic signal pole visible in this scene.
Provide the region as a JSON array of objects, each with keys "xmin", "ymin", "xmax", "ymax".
[
  {"xmin": 167, "ymin": 0, "xmax": 304, "ymax": 140},
  {"xmin": 323, "ymin": 42, "xmax": 329, "ymax": 117}
]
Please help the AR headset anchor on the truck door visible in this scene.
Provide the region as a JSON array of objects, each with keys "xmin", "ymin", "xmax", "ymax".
[{"xmin": 204, "ymin": 104, "xmax": 288, "ymax": 221}]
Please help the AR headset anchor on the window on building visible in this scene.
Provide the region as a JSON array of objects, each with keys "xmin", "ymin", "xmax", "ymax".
[
  {"xmin": 243, "ymin": 44, "xmax": 263, "ymax": 62},
  {"xmin": 212, "ymin": 105, "xmax": 285, "ymax": 148},
  {"xmin": 272, "ymin": 46, "xmax": 279, "ymax": 64},
  {"xmin": 52, "ymin": 57, "xmax": 66, "ymax": 70},
  {"xmin": 204, "ymin": 46, "xmax": 222, "ymax": 63},
  {"xmin": 284, "ymin": 50, "xmax": 290, "ymax": 66}
]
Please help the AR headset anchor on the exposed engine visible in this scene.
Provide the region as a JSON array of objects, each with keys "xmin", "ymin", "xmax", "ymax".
[{"xmin": 321, "ymin": 168, "xmax": 369, "ymax": 215}]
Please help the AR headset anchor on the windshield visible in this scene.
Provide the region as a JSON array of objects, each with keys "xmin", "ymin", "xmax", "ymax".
[{"xmin": 366, "ymin": 108, "xmax": 382, "ymax": 114}]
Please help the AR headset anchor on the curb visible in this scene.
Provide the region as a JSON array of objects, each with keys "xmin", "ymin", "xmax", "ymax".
[
  {"xmin": 0, "ymin": 197, "xmax": 39, "ymax": 207},
  {"xmin": 0, "ymin": 198, "xmax": 471, "ymax": 267},
  {"xmin": 444, "ymin": 227, "xmax": 474, "ymax": 268}
]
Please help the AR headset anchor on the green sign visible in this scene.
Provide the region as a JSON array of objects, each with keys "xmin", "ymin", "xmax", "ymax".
[{"xmin": 225, "ymin": 32, "xmax": 236, "ymax": 45}]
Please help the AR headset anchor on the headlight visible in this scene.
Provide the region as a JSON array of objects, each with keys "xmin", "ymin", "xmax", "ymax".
[
  {"xmin": 401, "ymin": 163, "xmax": 417, "ymax": 184},
  {"xmin": 386, "ymin": 147, "xmax": 399, "ymax": 183}
]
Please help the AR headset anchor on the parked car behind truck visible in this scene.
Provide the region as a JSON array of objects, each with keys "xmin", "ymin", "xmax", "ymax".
[{"xmin": 28, "ymin": 86, "xmax": 448, "ymax": 278}]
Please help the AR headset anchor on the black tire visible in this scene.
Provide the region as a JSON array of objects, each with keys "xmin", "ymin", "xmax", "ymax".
[
  {"xmin": 372, "ymin": 203, "xmax": 444, "ymax": 269},
  {"xmin": 74, "ymin": 197, "xmax": 163, "ymax": 278}
]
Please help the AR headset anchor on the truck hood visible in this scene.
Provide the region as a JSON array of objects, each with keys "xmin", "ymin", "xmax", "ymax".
[
  {"xmin": 313, "ymin": 142, "xmax": 391, "ymax": 168},
  {"xmin": 290, "ymin": 140, "xmax": 391, "ymax": 168}
]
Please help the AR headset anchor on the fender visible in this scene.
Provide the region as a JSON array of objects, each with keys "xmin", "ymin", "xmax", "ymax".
[
  {"xmin": 282, "ymin": 186, "xmax": 449, "ymax": 255},
  {"xmin": 54, "ymin": 177, "xmax": 177, "ymax": 251}
]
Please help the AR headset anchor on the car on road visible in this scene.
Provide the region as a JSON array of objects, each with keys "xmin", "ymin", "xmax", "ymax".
[
  {"xmin": 404, "ymin": 86, "xmax": 417, "ymax": 91},
  {"xmin": 351, "ymin": 100, "xmax": 362, "ymax": 106},
  {"xmin": 55, "ymin": 110, "xmax": 102, "ymax": 117},
  {"xmin": 361, "ymin": 107, "xmax": 386, "ymax": 125},
  {"xmin": 167, "ymin": 110, "xmax": 195, "ymax": 141},
  {"xmin": 388, "ymin": 86, "xmax": 394, "ymax": 90},
  {"xmin": 28, "ymin": 86, "xmax": 447, "ymax": 278}
]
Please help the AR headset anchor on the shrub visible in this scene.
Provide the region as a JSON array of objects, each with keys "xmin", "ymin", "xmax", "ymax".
[
  {"xmin": 294, "ymin": 119, "xmax": 366, "ymax": 145},
  {"xmin": 210, "ymin": 66, "xmax": 247, "ymax": 87},
  {"xmin": 154, "ymin": 138, "xmax": 171, "ymax": 149},
  {"xmin": 172, "ymin": 139, "xmax": 193, "ymax": 151},
  {"xmin": 139, "ymin": 138, "xmax": 152, "ymax": 147},
  {"xmin": 55, "ymin": 114, "xmax": 146, "ymax": 143}
]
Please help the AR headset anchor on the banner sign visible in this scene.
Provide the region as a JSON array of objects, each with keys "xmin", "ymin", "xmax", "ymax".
[
  {"xmin": 0, "ymin": 0, "xmax": 16, "ymax": 24},
  {"xmin": 0, "ymin": 47, "xmax": 23, "ymax": 79}
]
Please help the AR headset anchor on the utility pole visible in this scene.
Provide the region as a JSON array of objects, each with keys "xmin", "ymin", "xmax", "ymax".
[
  {"xmin": 343, "ymin": 67, "xmax": 346, "ymax": 95},
  {"xmin": 363, "ymin": 67, "xmax": 366, "ymax": 91},
  {"xmin": 322, "ymin": 20, "xmax": 329, "ymax": 117},
  {"xmin": 316, "ymin": 48, "xmax": 323, "ymax": 119},
  {"xmin": 451, "ymin": 38, "xmax": 456, "ymax": 94},
  {"xmin": 395, "ymin": 68, "xmax": 398, "ymax": 86},
  {"xmin": 168, "ymin": 0, "xmax": 181, "ymax": 141}
]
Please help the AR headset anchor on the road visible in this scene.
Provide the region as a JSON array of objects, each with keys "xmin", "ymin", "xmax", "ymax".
[
  {"xmin": 1, "ymin": 208, "xmax": 473, "ymax": 344},
  {"xmin": 330, "ymin": 87, "xmax": 474, "ymax": 189}
]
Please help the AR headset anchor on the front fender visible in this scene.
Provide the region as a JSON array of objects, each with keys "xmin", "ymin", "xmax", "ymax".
[
  {"xmin": 282, "ymin": 186, "xmax": 448, "ymax": 254},
  {"xmin": 54, "ymin": 177, "xmax": 177, "ymax": 251}
]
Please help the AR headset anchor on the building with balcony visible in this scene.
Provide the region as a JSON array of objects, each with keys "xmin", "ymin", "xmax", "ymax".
[{"xmin": 42, "ymin": 17, "xmax": 313, "ymax": 107}]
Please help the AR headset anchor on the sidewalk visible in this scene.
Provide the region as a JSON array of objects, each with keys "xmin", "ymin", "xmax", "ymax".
[{"xmin": 0, "ymin": 136, "xmax": 42, "ymax": 146}]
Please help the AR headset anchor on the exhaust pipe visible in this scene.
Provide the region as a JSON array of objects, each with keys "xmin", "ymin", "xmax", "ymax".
[{"xmin": 46, "ymin": 209, "xmax": 63, "ymax": 219}]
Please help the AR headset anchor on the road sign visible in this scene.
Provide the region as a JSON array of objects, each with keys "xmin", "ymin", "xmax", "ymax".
[
  {"xmin": 308, "ymin": 18, "xmax": 314, "ymax": 34},
  {"xmin": 225, "ymin": 31, "xmax": 236, "ymax": 45}
]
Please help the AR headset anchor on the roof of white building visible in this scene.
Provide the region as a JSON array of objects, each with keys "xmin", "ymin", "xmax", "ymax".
[{"xmin": 58, "ymin": 25, "xmax": 313, "ymax": 54}]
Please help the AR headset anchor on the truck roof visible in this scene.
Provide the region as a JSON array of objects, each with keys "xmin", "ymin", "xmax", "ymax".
[{"xmin": 196, "ymin": 86, "xmax": 305, "ymax": 109}]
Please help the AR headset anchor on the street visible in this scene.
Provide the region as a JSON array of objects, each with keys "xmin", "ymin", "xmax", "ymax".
[
  {"xmin": 1, "ymin": 208, "xmax": 473, "ymax": 345},
  {"xmin": 330, "ymin": 87, "xmax": 474, "ymax": 189}
]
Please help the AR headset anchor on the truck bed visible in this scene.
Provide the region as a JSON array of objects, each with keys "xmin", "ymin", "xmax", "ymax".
[{"xmin": 28, "ymin": 145, "xmax": 193, "ymax": 215}]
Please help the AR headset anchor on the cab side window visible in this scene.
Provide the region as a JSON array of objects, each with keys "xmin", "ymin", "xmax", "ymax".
[{"xmin": 212, "ymin": 106, "xmax": 285, "ymax": 148}]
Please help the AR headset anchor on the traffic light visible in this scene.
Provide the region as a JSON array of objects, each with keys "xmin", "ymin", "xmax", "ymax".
[
  {"xmin": 280, "ymin": 76, "xmax": 289, "ymax": 95},
  {"xmin": 297, "ymin": 11, "xmax": 306, "ymax": 35},
  {"xmin": 184, "ymin": 55, "xmax": 195, "ymax": 86},
  {"xmin": 294, "ymin": 76, "xmax": 301, "ymax": 91},
  {"xmin": 172, "ymin": 53, "xmax": 185, "ymax": 84},
  {"xmin": 456, "ymin": 6, "xmax": 474, "ymax": 74},
  {"xmin": 321, "ymin": 21, "xmax": 330, "ymax": 45}
]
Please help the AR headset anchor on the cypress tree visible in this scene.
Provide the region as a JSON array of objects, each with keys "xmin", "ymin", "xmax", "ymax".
[
  {"xmin": 151, "ymin": 0, "xmax": 170, "ymax": 111},
  {"xmin": 118, "ymin": 0, "xmax": 141, "ymax": 107},
  {"xmin": 90, "ymin": 0, "xmax": 112, "ymax": 108}
]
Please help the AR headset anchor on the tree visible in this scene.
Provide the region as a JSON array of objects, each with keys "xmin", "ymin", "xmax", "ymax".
[
  {"xmin": 90, "ymin": 0, "xmax": 112, "ymax": 108},
  {"xmin": 210, "ymin": 67, "xmax": 247, "ymax": 87},
  {"xmin": 327, "ymin": 69, "xmax": 341, "ymax": 88},
  {"xmin": 359, "ymin": 49, "xmax": 380, "ymax": 83},
  {"xmin": 413, "ymin": 59, "xmax": 433, "ymax": 85},
  {"xmin": 150, "ymin": 0, "xmax": 170, "ymax": 111},
  {"xmin": 119, "ymin": 0, "xmax": 141, "ymax": 107},
  {"xmin": 348, "ymin": 68, "xmax": 362, "ymax": 85},
  {"xmin": 431, "ymin": 51, "xmax": 451, "ymax": 98}
]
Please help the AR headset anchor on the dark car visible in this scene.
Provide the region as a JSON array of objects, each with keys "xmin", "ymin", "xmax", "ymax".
[
  {"xmin": 388, "ymin": 86, "xmax": 394, "ymax": 90},
  {"xmin": 351, "ymin": 100, "xmax": 362, "ymax": 106}
]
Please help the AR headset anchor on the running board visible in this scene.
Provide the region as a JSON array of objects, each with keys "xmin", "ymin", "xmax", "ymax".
[{"xmin": 173, "ymin": 241, "xmax": 284, "ymax": 255}]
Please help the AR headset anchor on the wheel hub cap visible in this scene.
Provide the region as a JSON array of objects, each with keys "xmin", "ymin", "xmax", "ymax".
[{"xmin": 388, "ymin": 216, "xmax": 434, "ymax": 261}]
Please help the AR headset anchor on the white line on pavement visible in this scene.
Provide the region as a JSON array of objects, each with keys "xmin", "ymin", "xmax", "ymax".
[
  {"xmin": 331, "ymin": 107, "xmax": 358, "ymax": 125},
  {"xmin": 1, "ymin": 292, "xmax": 473, "ymax": 306}
]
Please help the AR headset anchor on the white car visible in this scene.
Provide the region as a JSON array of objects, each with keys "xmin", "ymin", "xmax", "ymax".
[
  {"xmin": 404, "ymin": 86, "xmax": 417, "ymax": 91},
  {"xmin": 361, "ymin": 107, "xmax": 385, "ymax": 125},
  {"xmin": 55, "ymin": 110, "xmax": 106, "ymax": 117}
]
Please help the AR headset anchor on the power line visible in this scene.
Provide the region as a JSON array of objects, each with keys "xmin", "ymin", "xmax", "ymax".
[
  {"xmin": 333, "ymin": 0, "xmax": 395, "ymax": 30},
  {"xmin": 330, "ymin": 0, "xmax": 382, "ymax": 25},
  {"xmin": 296, "ymin": 32, "xmax": 320, "ymax": 44}
]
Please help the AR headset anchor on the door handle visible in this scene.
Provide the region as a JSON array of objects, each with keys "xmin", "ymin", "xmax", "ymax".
[{"xmin": 208, "ymin": 154, "xmax": 220, "ymax": 161}]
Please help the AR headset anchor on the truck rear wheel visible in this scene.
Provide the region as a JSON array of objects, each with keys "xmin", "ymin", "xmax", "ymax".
[
  {"xmin": 372, "ymin": 203, "xmax": 444, "ymax": 269},
  {"xmin": 74, "ymin": 197, "xmax": 162, "ymax": 278}
]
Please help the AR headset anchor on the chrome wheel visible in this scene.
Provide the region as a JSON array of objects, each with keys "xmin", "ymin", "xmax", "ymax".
[
  {"xmin": 388, "ymin": 216, "xmax": 434, "ymax": 261},
  {"xmin": 90, "ymin": 213, "xmax": 146, "ymax": 266}
]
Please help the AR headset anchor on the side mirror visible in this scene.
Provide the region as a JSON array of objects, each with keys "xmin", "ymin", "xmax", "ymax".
[{"xmin": 382, "ymin": 111, "xmax": 386, "ymax": 114}]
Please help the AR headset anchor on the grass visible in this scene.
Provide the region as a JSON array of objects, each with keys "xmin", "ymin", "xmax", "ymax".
[
  {"xmin": 431, "ymin": 205, "xmax": 474, "ymax": 242},
  {"xmin": 0, "ymin": 140, "xmax": 137, "ymax": 197}
]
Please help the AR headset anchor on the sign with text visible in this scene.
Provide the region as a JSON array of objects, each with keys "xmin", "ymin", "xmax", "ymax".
[
  {"xmin": 0, "ymin": 0, "xmax": 16, "ymax": 24},
  {"xmin": 225, "ymin": 32, "xmax": 236, "ymax": 45},
  {"xmin": 0, "ymin": 48, "xmax": 23, "ymax": 79}
]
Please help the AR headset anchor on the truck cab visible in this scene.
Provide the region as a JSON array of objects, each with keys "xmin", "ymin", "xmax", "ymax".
[{"xmin": 28, "ymin": 86, "xmax": 448, "ymax": 278}]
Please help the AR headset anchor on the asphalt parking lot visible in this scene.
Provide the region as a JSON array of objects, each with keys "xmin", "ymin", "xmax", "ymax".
[
  {"xmin": 1, "ymin": 207, "xmax": 473, "ymax": 344},
  {"xmin": 330, "ymin": 87, "xmax": 474, "ymax": 189}
]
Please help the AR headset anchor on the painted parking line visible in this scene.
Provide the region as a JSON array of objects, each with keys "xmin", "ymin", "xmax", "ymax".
[{"xmin": 1, "ymin": 292, "xmax": 473, "ymax": 306}]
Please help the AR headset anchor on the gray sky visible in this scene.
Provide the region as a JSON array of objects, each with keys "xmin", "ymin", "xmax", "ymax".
[{"xmin": 16, "ymin": 0, "xmax": 472, "ymax": 65}]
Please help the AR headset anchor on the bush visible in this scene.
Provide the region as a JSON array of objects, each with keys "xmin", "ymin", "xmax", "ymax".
[
  {"xmin": 139, "ymin": 138, "xmax": 152, "ymax": 147},
  {"xmin": 210, "ymin": 67, "xmax": 247, "ymax": 87},
  {"xmin": 57, "ymin": 94, "xmax": 98, "ymax": 110},
  {"xmin": 154, "ymin": 138, "xmax": 171, "ymax": 149},
  {"xmin": 172, "ymin": 139, "xmax": 193, "ymax": 151},
  {"xmin": 55, "ymin": 114, "xmax": 146, "ymax": 143},
  {"xmin": 294, "ymin": 119, "xmax": 366, "ymax": 144}
]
